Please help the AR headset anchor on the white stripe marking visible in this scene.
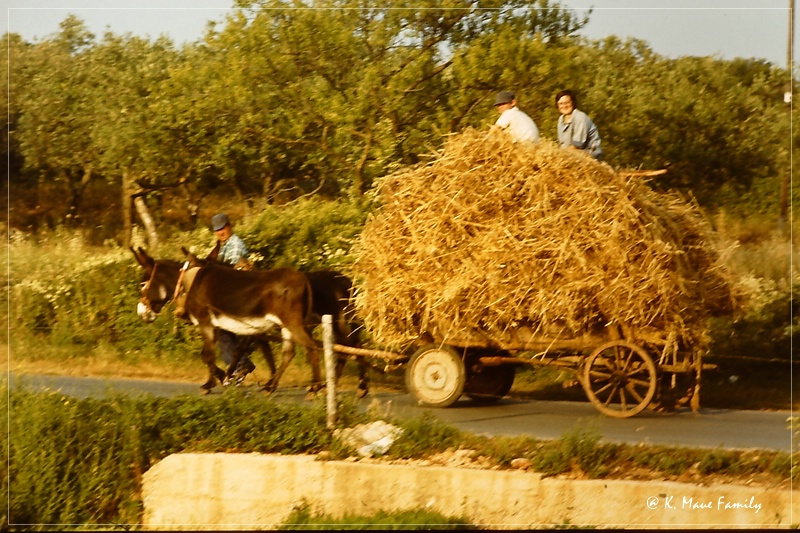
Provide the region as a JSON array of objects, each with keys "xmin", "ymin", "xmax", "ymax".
[{"xmin": 211, "ymin": 313, "xmax": 283, "ymax": 336}]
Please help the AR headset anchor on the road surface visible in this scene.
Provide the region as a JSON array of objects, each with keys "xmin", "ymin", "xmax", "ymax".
[{"xmin": 7, "ymin": 372, "xmax": 794, "ymax": 452}]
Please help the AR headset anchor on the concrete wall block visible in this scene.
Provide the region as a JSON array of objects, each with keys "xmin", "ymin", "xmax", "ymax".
[{"xmin": 142, "ymin": 453, "xmax": 798, "ymax": 529}]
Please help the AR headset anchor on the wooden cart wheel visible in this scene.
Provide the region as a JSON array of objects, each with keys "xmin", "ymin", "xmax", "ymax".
[
  {"xmin": 464, "ymin": 364, "xmax": 515, "ymax": 403},
  {"xmin": 405, "ymin": 344, "xmax": 466, "ymax": 408},
  {"xmin": 582, "ymin": 340, "xmax": 657, "ymax": 418}
]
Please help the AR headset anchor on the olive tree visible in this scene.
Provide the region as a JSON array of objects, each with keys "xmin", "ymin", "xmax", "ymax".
[
  {"xmin": 14, "ymin": 17, "xmax": 102, "ymax": 227},
  {"xmin": 221, "ymin": 0, "xmax": 588, "ymax": 197}
]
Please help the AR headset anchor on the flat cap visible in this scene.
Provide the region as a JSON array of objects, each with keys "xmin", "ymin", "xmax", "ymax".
[
  {"xmin": 494, "ymin": 91, "xmax": 515, "ymax": 106},
  {"xmin": 211, "ymin": 213, "xmax": 230, "ymax": 231}
]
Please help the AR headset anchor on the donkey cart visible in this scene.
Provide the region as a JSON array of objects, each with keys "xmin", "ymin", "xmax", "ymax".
[
  {"xmin": 341, "ymin": 135, "xmax": 733, "ymax": 420},
  {"xmin": 331, "ymin": 324, "xmax": 711, "ymax": 419}
]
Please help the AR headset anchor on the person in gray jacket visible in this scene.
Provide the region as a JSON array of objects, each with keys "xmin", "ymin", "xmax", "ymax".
[{"xmin": 555, "ymin": 90, "xmax": 602, "ymax": 160}]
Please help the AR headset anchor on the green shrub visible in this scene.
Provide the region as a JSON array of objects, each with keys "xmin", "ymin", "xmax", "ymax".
[
  {"xmin": 708, "ymin": 279, "xmax": 796, "ymax": 360},
  {"xmin": 624, "ymin": 447, "xmax": 694, "ymax": 476},
  {"xmin": 241, "ymin": 197, "xmax": 371, "ymax": 271},
  {"xmin": 2, "ymin": 381, "xmax": 365, "ymax": 528},
  {"xmin": 706, "ymin": 219, "xmax": 797, "ymax": 361},
  {"xmin": 530, "ymin": 423, "xmax": 617, "ymax": 478},
  {"xmin": 386, "ymin": 412, "xmax": 465, "ymax": 459}
]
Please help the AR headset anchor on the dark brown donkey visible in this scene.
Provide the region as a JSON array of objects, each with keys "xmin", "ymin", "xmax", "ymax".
[
  {"xmin": 203, "ymin": 245, "xmax": 370, "ymax": 397},
  {"xmin": 132, "ymin": 247, "xmax": 369, "ymax": 395},
  {"xmin": 135, "ymin": 247, "xmax": 321, "ymax": 393}
]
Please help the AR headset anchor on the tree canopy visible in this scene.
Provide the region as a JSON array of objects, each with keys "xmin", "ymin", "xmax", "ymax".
[{"xmin": 4, "ymin": 0, "xmax": 794, "ymax": 242}]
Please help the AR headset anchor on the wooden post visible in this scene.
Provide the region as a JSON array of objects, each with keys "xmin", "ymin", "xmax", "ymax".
[{"xmin": 322, "ymin": 314, "xmax": 337, "ymax": 429}]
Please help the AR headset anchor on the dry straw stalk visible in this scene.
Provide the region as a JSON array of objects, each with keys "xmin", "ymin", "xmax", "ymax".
[{"xmin": 351, "ymin": 129, "xmax": 736, "ymax": 358}]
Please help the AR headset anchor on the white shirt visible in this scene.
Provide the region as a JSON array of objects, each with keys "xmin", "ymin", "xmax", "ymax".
[{"xmin": 495, "ymin": 106, "xmax": 540, "ymax": 143}]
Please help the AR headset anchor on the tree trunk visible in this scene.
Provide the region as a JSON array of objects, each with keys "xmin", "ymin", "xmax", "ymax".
[
  {"xmin": 180, "ymin": 184, "xmax": 202, "ymax": 228},
  {"xmin": 122, "ymin": 169, "xmax": 134, "ymax": 248},
  {"xmin": 352, "ymin": 130, "xmax": 373, "ymax": 197},
  {"xmin": 134, "ymin": 195, "xmax": 159, "ymax": 250}
]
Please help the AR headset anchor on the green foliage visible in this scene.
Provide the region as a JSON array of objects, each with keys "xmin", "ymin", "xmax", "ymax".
[
  {"xmin": 624, "ymin": 445, "xmax": 794, "ymax": 485},
  {"xmin": 7, "ymin": 0, "xmax": 794, "ymax": 236},
  {"xmin": 3, "ymin": 381, "xmax": 365, "ymax": 527},
  {"xmin": 223, "ymin": 0, "xmax": 587, "ymax": 197},
  {"xmin": 708, "ymin": 283, "xmax": 795, "ymax": 360},
  {"xmin": 563, "ymin": 42, "xmax": 789, "ymax": 212},
  {"xmin": 624, "ymin": 446, "xmax": 695, "ymax": 477},
  {"xmin": 3, "ymin": 380, "xmax": 793, "ymax": 528},
  {"xmin": 461, "ymin": 435, "xmax": 538, "ymax": 466},
  {"xmin": 243, "ymin": 197, "xmax": 371, "ymax": 271},
  {"xmin": 706, "ymin": 220, "xmax": 796, "ymax": 361},
  {"xmin": 6, "ymin": 385, "xmax": 145, "ymax": 526},
  {"xmin": 529, "ymin": 423, "xmax": 616, "ymax": 478},
  {"xmin": 8, "ymin": 228, "xmax": 199, "ymax": 366},
  {"xmin": 280, "ymin": 501, "xmax": 476, "ymax": 529},
  {"xmin": 385, "ymin": 412, "xmax": 466, "ymax": 459}
]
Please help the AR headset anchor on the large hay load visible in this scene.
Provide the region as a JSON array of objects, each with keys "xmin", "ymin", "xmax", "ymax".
[{"xmin": 351, "ymin": 129, "xmax": 736, "ymax": 359}]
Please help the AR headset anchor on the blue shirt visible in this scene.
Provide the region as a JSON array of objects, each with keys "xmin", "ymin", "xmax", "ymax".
[
  {"xmin": 218, "ymin": 234, "xmax": 248, "ymax": 266},
  {"xmin": 557, "ymin": 108, "xmax": 603, "ymax": 160}
]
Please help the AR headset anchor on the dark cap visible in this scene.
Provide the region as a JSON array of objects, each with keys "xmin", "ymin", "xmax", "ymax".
[
  {"xmin": 494, "ymin": 91, "xmax": 515, "ymax": 106},
  {"xmin": 211, "ymin": 213, "xmax": 230, "ymax": 231}
]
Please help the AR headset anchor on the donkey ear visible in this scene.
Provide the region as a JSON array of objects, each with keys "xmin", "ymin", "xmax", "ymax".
[
  {"xmin": 182, "ymin": 247, "xmax": 203, "ymax": 267},
  {"xmin": 132, "ymin": 247, "xmax": 155, "ymax": 270},
  {"xmin": 205, "ymin": 240, "xmax": 221, "ymax": 262}
]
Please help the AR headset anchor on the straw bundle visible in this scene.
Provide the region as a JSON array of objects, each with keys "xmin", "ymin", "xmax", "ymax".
[{"xmin": 351, "ymin": 129, "xmax": 736, "ymax": 353}]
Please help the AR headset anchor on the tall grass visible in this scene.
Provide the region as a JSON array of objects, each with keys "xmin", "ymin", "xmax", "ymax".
[
  {"xmin": 3, "ymin": 380, "xmax": 366, "ymax": 528},
  {"xmin": 5, "ymin": 198, "xmax": 371, "ymax": 382},
  {"xmin": 706, "ymin": 213, "xmax": 797, "ymax": 360}
]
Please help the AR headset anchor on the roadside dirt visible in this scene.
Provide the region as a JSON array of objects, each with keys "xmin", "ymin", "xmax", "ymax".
[{"xmin": 344, "ymin": 446, "xmax": 793, "ymax": 492}]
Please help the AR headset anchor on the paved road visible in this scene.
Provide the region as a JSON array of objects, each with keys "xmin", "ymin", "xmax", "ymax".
[{"xmin": 8, "ymin": 373, "xmax": 794, "ymax": 452}]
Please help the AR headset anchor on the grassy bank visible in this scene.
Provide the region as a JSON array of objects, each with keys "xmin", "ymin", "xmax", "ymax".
[{"xmin": 3, "ymin": 381, "xmax": 794, "ymax": 529}]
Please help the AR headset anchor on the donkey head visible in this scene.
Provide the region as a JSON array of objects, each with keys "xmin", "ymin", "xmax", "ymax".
[{"xmin": 131, "ymin": 247, "xmax": 183, "ymax": 322}]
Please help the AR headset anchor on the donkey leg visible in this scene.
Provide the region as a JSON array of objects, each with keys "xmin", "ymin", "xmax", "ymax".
[
  {"xmin": 254, "ymin": 336, "xmax": 279, "ymax": 392},
  {"xmin": 199, "ymin": 326, "xmax": 226, "ymax": 392},
  {"xmin": 262, "ymin": 330, "xmax": 296, "ymax": 393},
  {"xmin": 333, "ymin": 321, "xmax": 369, "ymax": 398},
  {"xmin": 356, "ymin": 356, "xmax": 370, "ymax": 398},
  {"xmin": 334, "ymin": 355, "xmax": 370, "ymax": 399},
  {"xmin": 290, "ymin": 325, "xmax": 323, "ymax": 395}
]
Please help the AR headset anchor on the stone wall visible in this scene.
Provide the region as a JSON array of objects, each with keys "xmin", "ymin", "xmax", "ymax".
[{"xmin": 142, "ymin": 453, "xmax": 797, "ymax": 529}]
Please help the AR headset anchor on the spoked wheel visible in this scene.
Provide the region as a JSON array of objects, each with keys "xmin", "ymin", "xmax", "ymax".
[
  {"xmin": 405, "ymin": 344, "xmax": 466, "ymax": 407},
  {"xmin": 464, "ymin": 364, "xmax": 515, "ymax": 403},
  {"xmin": 582, "ymin": 340, "xmax": 657, "ymax": 418}
]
